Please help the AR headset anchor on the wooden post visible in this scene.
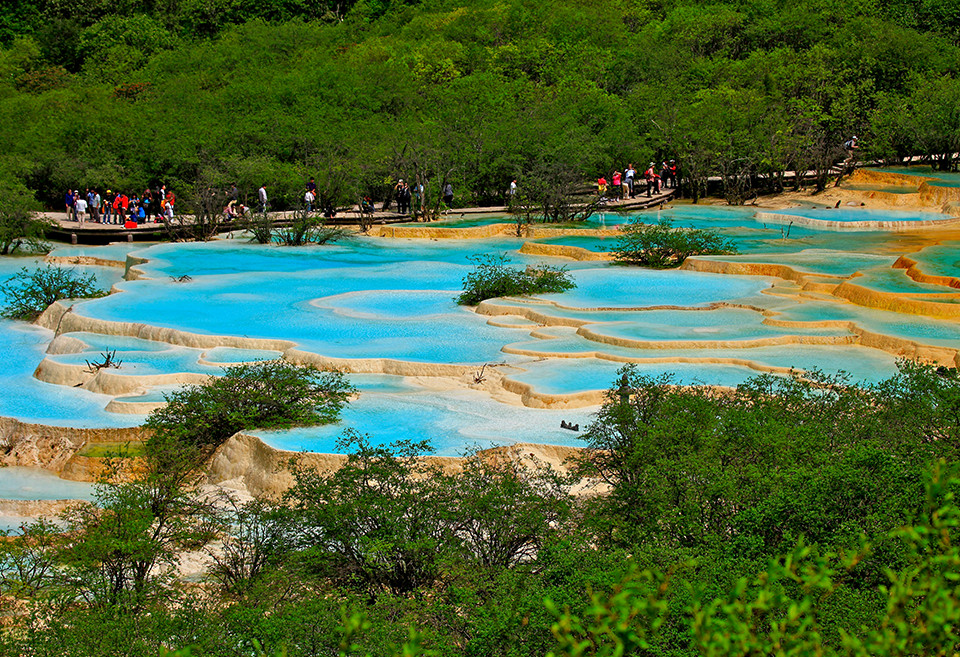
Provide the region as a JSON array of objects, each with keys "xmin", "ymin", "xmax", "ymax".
[{"xmin": 71, "ymin": 233, "xmax": 77, "ymax": 245}]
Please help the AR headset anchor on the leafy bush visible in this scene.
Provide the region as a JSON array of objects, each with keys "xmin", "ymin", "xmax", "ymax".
[
  {"xmin": 0, "ymin": 265, "xmax": 106, "ymax": 320},
  {"xmin": 144, "ymin": 360, "xmax": 355, "ymax": 450},
  {"xmin": 0, "ymin": 175, "xmax": 49, "ymax": 255},
  {"xmin": 613, "ymin": 218, "xmax": 737, "ymax": 268},
  {"xmin": 275, "ymin": 208, "xmax": 348, "ymax": 246},
  {"xmin": 456, "ymin": 253, "xmax": 576, "ymax": 305}
]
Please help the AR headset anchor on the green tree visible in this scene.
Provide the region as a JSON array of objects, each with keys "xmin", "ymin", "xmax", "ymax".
[
  {"xmin": 286, "ymin": 431, "xmax": 451, "ymax": 596},
  {"xmin": 457, "ymin": 253, "xmax": 575, "ymax": 305},
  {"xmin": 0, "ymin": 174, "xmax": 50, "ymax": 255},
  {"xmin": 0, "ymin": 265, "xmax": 105, "ymax": 319},
  {"xmin": 144, "ymin": 359, "xmax": 355, "ymax": 452},
  {"xmin": 613, "ymin": 218, "xmax": 736, "ymax": 268}
]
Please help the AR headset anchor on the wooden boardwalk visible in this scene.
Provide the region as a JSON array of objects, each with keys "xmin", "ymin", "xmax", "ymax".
[{"xmin": 42, "ymin": 187, "xmax": 678, "ymax": 245}]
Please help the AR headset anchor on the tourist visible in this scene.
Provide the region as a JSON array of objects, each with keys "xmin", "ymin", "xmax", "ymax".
[
  {"xmin": 304, "ymin": 186, "xmax": 315, "ymax": 212},
  {"xmin": 229, "ymin": 182, "xmax": 239, "ymax": 204},
  {"xmin": 625, "ymin": 164, "xmax": 635, "ymax": 197},
  {"xmin": 75, "ymin": 193, "xmax": 87, "ymax": 224},
  {"xmin": 394, "ymin": 179, "xmax": 406, "ymax": 213},
  {"xmin": 644, "ymin": 163, "xmax": 660, "ymax": 196},
  {"xmin": 442, "ymin": 182, "xmax": 453, "ymax": 206},
  {"xmin": 412, "ymin": 180, "xmax": 423, "ymax": 214},
  {"xmin": 93, "ymin": 189, "xmax": 102, "ymax": 223},
  {"xmin": 667, "ymin": 160, "xmax": 678, "ymax": 189},
  {"xmin": 307, "ymin": 177, "xmax": 316, "ymax": 196},
  {"xmin": 64, "ymin": 189, "xmax": 75, "ymax": 221},
  {"xmin": 141, "ymin": 189, "xmax": 153, "ymax": 221},
  {"xmin": 612, "ymin": 170, "xmax": 622, "ymax": 200},
  {"xmin": 102, "ymin": 190, "xmax": 113, "ymax": 224},
  {"xmin": 509, "ymin": 179, "xmax": 517, "ymax": 197},
  {"xmin": 129, "ymin": 196, "xmax": 140, "ymax": 223},
  {"xmin": 598, "ymin": 176, "xmax": 607, "ymax": 196},
  {"xmin": 258, "ymin": 184, "xmax": 268, "ymax": 213},
  {"xmin": 86, "ymin": 189, "xmax": 97, "ymax": 223}
]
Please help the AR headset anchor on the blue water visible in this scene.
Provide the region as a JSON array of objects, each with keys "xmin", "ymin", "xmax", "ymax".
[
  {"xmin": 701, "ymin": 250, "xmax": 897, "ymax": 277},
  {"xmin": 0, "ymin": 467, "xmax": 94, "ymax": 500},
  {"xmin": 505, "ymin": 359, "xmax": 766, "ymax": 394},
  {"xmin": 256, "ymin": 386, "xmax": 596, "ymax": 457},
  {"xmin": 49, "ymin": 242, "xmax": 157, "ymax": 263},
  {"xmin": 905, "ymin": 242, "xmax": 960, "ymax": 282},
  {"xmin": 882, "ymin": 166, "xmax": 960, "ymax": 186},
  {"xmin": 0, "ymin": 203, "xmax": 956, "ymax": 454},
  {"xmin": 773, "ymin": 208, "xmax": 953, "ymax": 223}
]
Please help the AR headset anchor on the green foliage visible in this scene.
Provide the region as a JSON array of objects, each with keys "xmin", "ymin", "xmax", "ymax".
[
  {"xmin": 547, "ymin": 463, "xmax": 960, "ymax": 657},
  {"xmin": 0, "ymin": 265, "xmax": 105, "ymax": 320},
  {"xmin": 144, "ymin": 360, "xmax": 355, "ymax": 450},
  {"xmin": 77, "ymin": 14, "xmax": 178, "ymax": 82},
  {"xmin": 286, "ymin": 432, "xmax": 449, "ymax": 596},
  {"xmin": 0, "ymin": 174, "xmax": 49, "ymax": 255},
  {"xmin": 457, "ymin": 253, "xmax": 575, "ymax": 305},
  {"xmin": 274, "ymin": 208, "xmax": 349, "ymax": 246},
  {"xmin": 7, "ymin": 365, "xmax": 960, "ymax": 655},
  {"xmin": 1, "ymin": 0, "xmax": 958, "ymax": 208},
  {"xmin": 613, "ymin": 218, "xmax": 737, "ymax": 268}
]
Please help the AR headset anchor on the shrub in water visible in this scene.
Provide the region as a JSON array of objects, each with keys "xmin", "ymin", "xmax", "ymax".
[
  {"xmin": 613, "ymin": 218, "xmax": 737, "ymax": 268},
  {"xmin": 0, "ymin": 265, "xmax": 106, "ymax": 320},
  {"xmin": 457, "ymin": 253, "xmax": 575, "ymax": 305},
  {"xmin": 144, "ymin": 359, "xmax": 356, "ymax": 450}
]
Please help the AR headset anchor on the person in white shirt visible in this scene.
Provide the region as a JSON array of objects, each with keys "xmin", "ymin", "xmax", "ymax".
[
  {"xmin": 75, "ymin": 195, "xmax": 88, "ymax": 224},
  {"xmin": 259, "ymin": 185, "xmax": 268, "ymax": 213}
]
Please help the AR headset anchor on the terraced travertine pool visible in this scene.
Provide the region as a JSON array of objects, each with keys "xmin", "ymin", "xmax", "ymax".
[{"xmin": 4, "ymin": 197, "xmax": 960, "ymax": 484}]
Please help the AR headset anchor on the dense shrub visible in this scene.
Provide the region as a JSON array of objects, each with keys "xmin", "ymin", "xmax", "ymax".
[
  {"xmin": 457, "ymin": 253, "xmax": 576, "ymax": 305},
  {"xmin": 613, "ymin": 218, "xmax": 737, "ymax": 268},
  {"xmin": 0, "ymin": 265, "xmax": 105, "ymax": 319},
  {"xmin": 144, "ymin": 359, "xmax": 355, "ymax": 450}
]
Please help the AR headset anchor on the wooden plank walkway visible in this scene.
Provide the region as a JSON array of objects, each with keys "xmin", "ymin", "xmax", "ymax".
[{"xmin": 41, "ymin": 186, "xmax": 679, "ymax": 245}]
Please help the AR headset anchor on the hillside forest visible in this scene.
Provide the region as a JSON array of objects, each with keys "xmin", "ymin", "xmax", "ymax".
[{"xmin": 0, "ymin": 0, "xmax": 959, "ymax": 213}]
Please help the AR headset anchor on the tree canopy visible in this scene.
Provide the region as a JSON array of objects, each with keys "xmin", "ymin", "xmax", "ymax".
[{"xmin": 0, "ymin": 0, "xmax": 958, "ymax": 212}]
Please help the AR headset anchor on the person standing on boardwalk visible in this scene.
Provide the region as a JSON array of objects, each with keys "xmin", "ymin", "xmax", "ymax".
[
  {"xmin": 644, "ymin": 163, "xmax": 660, "ymax": 196},
  {"xmin": 304, "ymin": 186, "xmax": 315, "ymax": 212},
  {"xmin": 85, "ymin": 189, "xmax": 97, "ymax": 223},
  {"xmin": 442, "ymin": 182, "xmax": 453, "ymax": 206},
  {"xmin": 75, "ymin": 193, "xmax": 87, "ymax": 224},
  {"xmin": 612, "ymin": 170, "xmax": 622, "ymax": 200},
  {"xmin": 394, "ymin": 179, "xmax": 406, "ymax": 213},
  {"xmin": 65, "ymin": 190, "xmax": 75, "ymax": 221},
  {"xmin": 625, "ymin": 165, "xmax": 635, "ymax": 198},
  {"xmin": 258, "ymin": 184, "xmax": 268, "ymax": 213},
  {"xmin": 102, "ymin": 190, "xmax": 113, "ymax": 224}
]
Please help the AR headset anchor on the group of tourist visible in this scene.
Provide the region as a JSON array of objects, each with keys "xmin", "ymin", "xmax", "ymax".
[
  {"xmin": 64, "ymin": 186, "xmax": 176, "ymax": 225},
  {"xmin": 390, "ymin": 179, "xmax": 454, "ymax": 214},
  {"xmin": 598, "ymin": 160, "xmax": 678, "ymax": 200}
]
